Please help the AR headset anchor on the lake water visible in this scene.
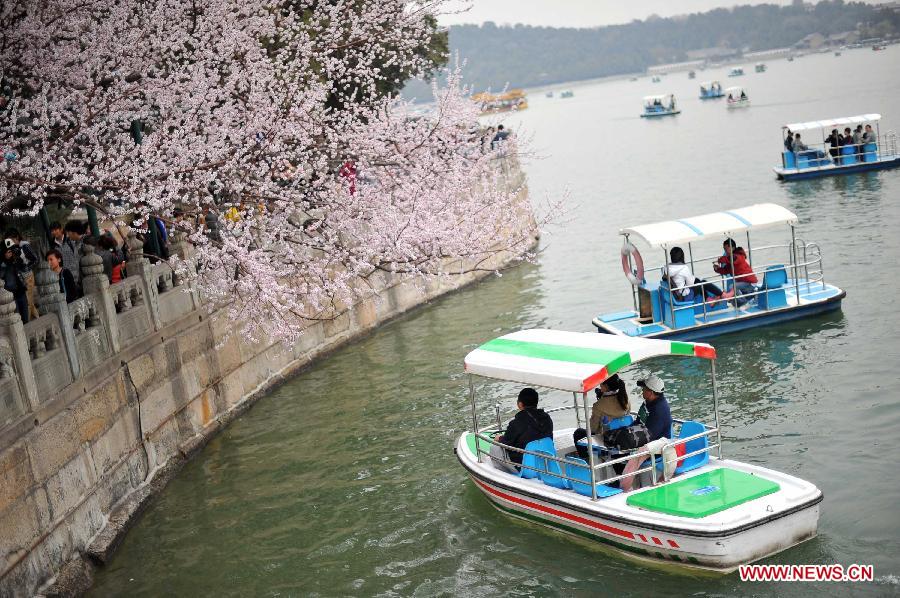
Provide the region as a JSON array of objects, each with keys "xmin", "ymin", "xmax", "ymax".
[{"xmin": 90, "ymin": 47, "xmax": 900, "ymax": 596}]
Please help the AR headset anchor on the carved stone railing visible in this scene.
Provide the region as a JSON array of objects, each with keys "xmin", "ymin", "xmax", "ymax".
[{"xmin": 0, "ymin": 235, "xmax": 201, "ymax": 432}]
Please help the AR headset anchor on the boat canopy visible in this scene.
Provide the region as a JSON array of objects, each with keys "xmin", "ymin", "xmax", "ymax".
[
  {"xmin": 700, "ymin": 81, "xmax": 720, "ymax": 86},
  {"xmin": 783, "ymin": 113, "xmax": 881, "ymax": 132},
  {"xmin": 620, "ymin": 203, "xmax": 798, "ymax": 248},
  {"xmin": 643, "ymin": 94, "xmax": 673, "ymax": 102},
  {"xmin": 464, "ymin": 329, "xmax": 715, "ymax": 393}
]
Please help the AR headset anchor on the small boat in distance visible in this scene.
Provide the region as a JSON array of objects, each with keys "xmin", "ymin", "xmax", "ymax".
[
  {"xmin": 754, "ymin": 63, "xmax": 767, "ymax": 73},
  {"xmin": 651, "ymin": 76, "xmax": 661, "ymax": 83},
  {"xmin": 872, "ymin": 45, "xmax": 885, "ymax": 51},
  {"xmin": 834, "ymin": 50, "xmax": 842, "ymax": 57},
  {"xmin": 688, "ymin": 70, "xmax": 696, "ymax": 79},
  {"xmin": 699, "ymin": 81, "xmax": 724, "ymax": 99},
  {"xmin": 560, "ymin": 90, "xmax": 574, "ymax": 98},
  {"xmin": 728, "ymin": 67, "xmax": 745, "ymax": 77},
  {"xmin": 592, "ymin": 203, "xmax": 845, "ymax": 339},
  {"xmin": 640, "ymin": 94, "xmax": 680, "ymax": 118},
  {"xmin": 775, "ymin": 113, "xmax": 900, "ymax": 180},
  {"xmin": 787, "ymin": 55, "xmax": 795, "ymax": 62},
  {"xmin": 457, "ymin": 329, "xmax": 824, "ymax": 572},
  {"xmin": 545, "ymin": 91, "xmax": 554, "ymax": 98},
  {"xmin": 472, "ymin": 89, "xmax": 528, "ymax": 115},
  {"xmin": 725, "ymin": 86, "xmax": 750, "ymax": 109}
]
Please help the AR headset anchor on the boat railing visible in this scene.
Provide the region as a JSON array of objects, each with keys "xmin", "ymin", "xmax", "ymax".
[
  {"xmin": 640, "ymin": 240, "xmax": 826, "ymax": 322},
  {"xmin": 472, "ymin": 413, "xmax": 721, "ymax": 500},
  {"xmin": 781, "ymin": 132, "xmax": 896, "ymax": 171}
]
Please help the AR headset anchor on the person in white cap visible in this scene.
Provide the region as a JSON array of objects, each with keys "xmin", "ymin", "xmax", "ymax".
[
  {"xmin": 636, "ymin": 374, "xmax": 672, "ymax": 441},
  {"xmin": 620, "ymin": 373, "xmax": 673, "ymax": 492}
]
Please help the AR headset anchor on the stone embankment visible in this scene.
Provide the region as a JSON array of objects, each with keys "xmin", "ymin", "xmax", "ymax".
[{"xmin": 0, "ymin": 176, "xmax": 536, "ymax": 597}]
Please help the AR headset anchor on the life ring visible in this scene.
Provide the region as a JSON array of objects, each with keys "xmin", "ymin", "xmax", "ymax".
[{"xmin": 621, "ymin": 242, "xmax": 644, "ymax": 286}]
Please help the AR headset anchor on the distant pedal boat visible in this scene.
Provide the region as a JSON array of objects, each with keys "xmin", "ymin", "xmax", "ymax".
[
  {"xmin": 592, "ymin": 203, "xmax": 845, "ymax": 340},
  {"xmin": 774, "ymin": 113, "xmax": 900, "ymax": 180},
  {"xmin": 641, "ymin": 94, "xmax": 680, "ymax": 118},
  {"xmin": 456, "ymin": 329, "xmax": 823, "ymax": 572},
  {"xmin": 725, "ymin": 86, "xmax": 750, "ymax": 109}
]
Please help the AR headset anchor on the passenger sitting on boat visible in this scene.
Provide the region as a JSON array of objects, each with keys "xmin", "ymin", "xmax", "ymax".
[
  {"xmin": 853, "ymin": 125, "xmax": 864, "ymax": 146},
  {"xmin": 663, "ymin": 247, "xmax": 724, "ymax": 302},
  {"xmin": 826, "ymin": 129, "xmax": 841, "ymax": 159},
  {"xmin": 784, "ymin": 129, "xmax": 794, "ymax": 152},
  {"xmin": 489, "ymin": 387, "xmax": 554, "ymax": 474},
  {"xmin": 863, "ymin": 124, "xmax": 876, "ymax": 143},
  {"xmin": 713, "ymin": 238, "xmax": 758, "ymax": 304},
  {"xmin": 740, "ymin": 90, "xmax": 747, "ymax": 100},
  {"xmin": 793, "ymin": 132, "xmax": 809, "ymax": 152},
  {"xmin": 621, "ymin": 374, "xmax": 672, "ymax": 492},
  {"xmin": 573, "ymin": 374, "xmax": 630, "ymax": 461}
]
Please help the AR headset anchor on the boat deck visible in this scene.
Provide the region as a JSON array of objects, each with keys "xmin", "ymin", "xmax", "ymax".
[{"xmin": 594, "ymin": 280, "xmax": 844, "ymax": 339}]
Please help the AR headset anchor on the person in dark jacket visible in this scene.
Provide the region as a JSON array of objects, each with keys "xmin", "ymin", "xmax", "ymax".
[
  {"xmin": 1, "ymin": 241, "xmax": 30, "ymax": 322},
  {"xmin": 490, "ymin": 387, "xmax": 554, "ymax": 473},
  {"xmin": 46, "ymin": 249, "xmax": 78, "ymax": 303},
  {"xmin": 825, "ymin": 129, "xmax": 841, "ymax": 160},
  {"xmin": 783, "ymin": 129, "xmax": 793, "ymax": 152},
  {"xmin": 636, "ymin": 375, "xmax": 671, "ymax": 441}
]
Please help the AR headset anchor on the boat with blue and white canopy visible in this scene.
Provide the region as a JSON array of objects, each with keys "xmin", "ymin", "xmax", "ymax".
[
  {"xmin": 592, "ymin": 203, "xmax": 845, "ymax": 339},
  {"xmin": 455, "ymin": 329, "xmax": 822, "ymax": 571},
  {"xmin": 641, "ymin": 94, "xmax": 680, "ymax": 118},
  {"xmin": 698, "ymin": 81, "xmax": 724, "ymax": 99},
  {"xmin": 775, "ymin": 113, "xmax": 900, "ymax": 180}
]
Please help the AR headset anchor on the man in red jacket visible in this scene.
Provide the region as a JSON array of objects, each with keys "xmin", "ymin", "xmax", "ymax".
[{"xmin": 713, "ymin": 238, "xmax": 758, "ymax": 304}]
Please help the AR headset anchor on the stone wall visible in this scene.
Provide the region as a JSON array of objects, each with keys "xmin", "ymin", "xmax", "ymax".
[{"xmin": 0, "ymin": 179, "xmax": 536, "ymax": 597}]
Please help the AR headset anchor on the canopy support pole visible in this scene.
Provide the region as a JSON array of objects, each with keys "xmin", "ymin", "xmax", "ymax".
[
  {"xmin": 582, "ymin": 391, "xmax": 598, "ymax": 501},
  {"xmin": 745, "ymin": 231, "xmax": 752, "ymax": 269},
  {"xmin": 469, "ymin": 375, "xmax": 481, "ymax": 463},
  {"xmin": 728, "ymin": 236, "xmax": 738, "ymax": 316},
  {"xmin": 790, "ymin": 224, "xmax": 801, "ymax": 306},
  {"xmin": 572, "ymin": 392, "xmax": 582, "ymax": 428},
  {"xmin": 664, "ymin": 248, "xmax": 675, "ymax": 328},
  {"xmin": 711, "ymin": 360, "xmax": 722, "ymax": 460}
]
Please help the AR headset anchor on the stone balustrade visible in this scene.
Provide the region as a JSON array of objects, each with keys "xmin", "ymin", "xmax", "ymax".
[{"xmin": 0, "ymin": 237, "xmax": 197, "ymax": 432}]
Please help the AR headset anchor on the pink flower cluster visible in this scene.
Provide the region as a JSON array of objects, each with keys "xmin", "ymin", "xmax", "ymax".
[{"xmin": 1, "ymin": 1, "xmax": 553, "ymax": 344}]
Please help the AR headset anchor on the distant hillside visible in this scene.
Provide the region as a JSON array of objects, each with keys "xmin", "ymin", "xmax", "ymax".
[{"xmin": 405, "ymin": 0, "xmax": 898, "ymax": 97}]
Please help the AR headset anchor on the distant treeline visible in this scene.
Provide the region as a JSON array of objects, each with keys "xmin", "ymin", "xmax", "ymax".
[{"xmin": 405, "ymin": 0, "xmax": 898, "ymax": 97}]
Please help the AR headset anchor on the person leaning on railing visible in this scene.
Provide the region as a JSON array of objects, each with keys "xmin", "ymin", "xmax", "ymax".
[{"xmin": 489, "ymin": 387, "xmax": 553, "ymax": 474}]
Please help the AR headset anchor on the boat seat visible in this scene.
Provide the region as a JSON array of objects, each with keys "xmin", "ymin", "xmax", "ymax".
[
  {"xmin": 564, "ymin": 457, "xmax": 622, "ymax": 498},
  {"xmin": 783, "ymin": 151, "xmax": 796, "ymax": 169},
  {"xmin": 520, "ymin": 437, "xmax": 556, "ymax": 479},
  {"xmin": 757, "ymin": 265, "xmax": 788, "ymax": 310},
  {"xmin": 659, "ymin": 281, "xmax": 696, "ymax": 329},
  {"xmin": 840, "ymin": 144, "xmax": 858, "ymax": 165},
  {"xmin": 674, "ymin": 421, "xmax": 709, "ymax": 474},
  {"xmin": 863, "ymin": 142, "xmax": 878, "ymax": 163},
  {"xmin": 534, "ymin": 448, "xmax": 570, "ymax": 489}
]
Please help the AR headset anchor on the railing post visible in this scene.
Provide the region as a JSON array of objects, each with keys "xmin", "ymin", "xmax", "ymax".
[
  {"xmin": 35, "ymin": 261, "xmax": 80, "ymax": 380},
  {"xmin": 80, "ymin": 244, "xmax": 121, "ymax": 353},
  {"xmin": 0, "ymin": 288, "xmax": 39, "ymax": 411},
  {"xmin": 125, "ymin": 231, "xmax": 163, "ymax": 331}
]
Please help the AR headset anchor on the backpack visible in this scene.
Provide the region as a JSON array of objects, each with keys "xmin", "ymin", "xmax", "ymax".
[{"xmin": 603, "ymin": 421, "xmax": 650, "ymax": 451}]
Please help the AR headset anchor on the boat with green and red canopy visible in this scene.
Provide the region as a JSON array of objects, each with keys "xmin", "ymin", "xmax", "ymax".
[{"xmin": 455, "ymin": 329, "xmax": 822, "ymax": 571}]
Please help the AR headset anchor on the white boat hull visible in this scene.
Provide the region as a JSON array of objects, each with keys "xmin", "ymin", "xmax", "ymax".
[
  {"xmin": 727, "ymin": 100, "xmax": 751, "ymax": 109},
  {"xmin": 456, "ymin": 430, "xmax": 821, "ymax": 572}
]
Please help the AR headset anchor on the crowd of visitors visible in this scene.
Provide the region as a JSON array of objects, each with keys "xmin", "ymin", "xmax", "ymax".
[
  {"xmin": 785, "ymin": 123, "xmax": 877, "ymax": 162},
  {"xmin": 0, "ymin": 217, "xmax": 169, "ymax": 323}
]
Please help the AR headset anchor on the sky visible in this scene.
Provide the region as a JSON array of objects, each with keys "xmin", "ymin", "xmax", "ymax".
[{"xmin": 437, "ymin": 0, "xmax": 887, "ymax": 28}]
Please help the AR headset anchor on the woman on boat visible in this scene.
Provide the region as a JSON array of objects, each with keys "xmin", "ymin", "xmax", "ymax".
[
  {"xmin": 664, "ymin": 247, "xmax": 725, "ymax": 303},
  {"xmin": 713, "ymin": 238, "xmax": 758, "ymax": 303},
  {"xmin": 572, "ymin": 375, "xmax": 630, "ymax": 461}
]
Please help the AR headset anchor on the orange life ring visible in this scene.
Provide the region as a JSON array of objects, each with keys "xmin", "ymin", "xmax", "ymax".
[{"xmin": 621, "ymin": 242, "xmax": 644, "ymax": 286}]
